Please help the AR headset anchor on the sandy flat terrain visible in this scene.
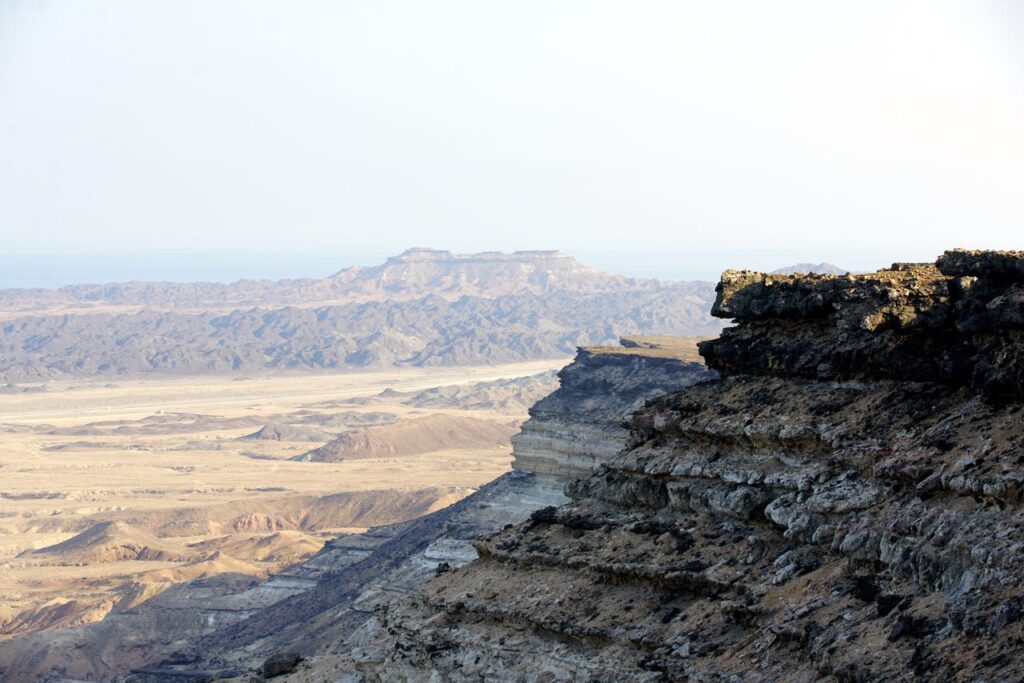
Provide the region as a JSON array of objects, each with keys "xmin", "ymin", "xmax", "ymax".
[{"xmin": 0, "ymin": 360, "xmax": 565, "ymax": 638}]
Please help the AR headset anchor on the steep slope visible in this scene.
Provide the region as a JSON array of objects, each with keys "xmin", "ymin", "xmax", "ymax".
[
  {"xmin": 349, "ymin": 250, "xmax": 1024, "ymax": 682},
  {"xmin": 511, "ymin": 336, "xmax": 714, "ymax": 476},
  {"xmin": 293, "ymin": 414, "xmax": 517, "ymax": 462},
  {"xmin": 138, "ymin": 338, "xmax": 712, "ymax": 680},
  {"xmin": 0, "ymin": 338, "xmax": 711, "ymax": 682},
  {"xmin": 25, "ymin": 522, "xmax": 190, "ymax": 565}
]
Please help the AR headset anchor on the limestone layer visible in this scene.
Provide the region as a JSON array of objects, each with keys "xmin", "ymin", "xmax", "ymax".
[
  {"xmin": 353, "ymin": 251, "xmax": 1024, "ymax": 683},
  {"xmin": 50, "ymin": 338, "xmax": 709, "ymax": 683},
  {"xmin": 511, "ymin": 337, "xmax": 715, "ymax": 476}
]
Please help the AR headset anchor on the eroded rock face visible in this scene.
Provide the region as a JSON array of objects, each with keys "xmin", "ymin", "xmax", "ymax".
[
  {"xmin": 511, "ymin": 338, "xmax": 716, "ymax": 476},
  {"xmin": 353, "ymin": 251, "xmax": 1024, "ymax": 682},
  {"xmin": 0, "ymin": 339, "xmax": 710, "ymax": 682},
  {"xmin": 702, "ymin": 254, "xmax": 1024, "ymax": 401}
]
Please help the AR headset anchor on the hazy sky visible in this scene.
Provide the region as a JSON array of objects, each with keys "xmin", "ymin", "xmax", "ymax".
[{"xmin": 1, "ymin": 1, "xmax": 1022, "ymax": 282}]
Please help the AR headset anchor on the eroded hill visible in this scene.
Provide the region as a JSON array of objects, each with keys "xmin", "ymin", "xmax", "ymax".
[{"xmin": 0, "ymin": 250, "xmax": 719, "ymax": 382}]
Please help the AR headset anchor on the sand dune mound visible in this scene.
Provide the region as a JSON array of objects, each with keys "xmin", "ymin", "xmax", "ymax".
[
  {"xmin": 113, "ymin": 551, "xmax": 270, "ymax": 611},
  {"xmin": 293, "ymin": 413, "xmax": 516, "ymax": 462},
  {"xmin": 301, "ymin": 486, "xmax": 472, "ymax": 528},
  {"xmin": 0, "ymin": 598, "xmax": 111, "ymax": 637},
  {"xmin": 240, "ymin": 422, "xmax": 331, "ymax": 442},
  {"xmin": 136, "ymin": 550, "xmax": 266, "ymax": 583},
  {"xmin": 396, "ymin": 371, "xmax": 559, "ymax": 411},
  {"xmin": 188, "ymin": 530, "xmax": 324, "ymax": 564},
  {"xmin": 26, "ymin": 521, "xmax": 190, "ymax": 565}
]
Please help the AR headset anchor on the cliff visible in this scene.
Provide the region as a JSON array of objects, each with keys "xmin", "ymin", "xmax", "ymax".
[
  {"xmin": 349, "ymin": 250, "xmax": 1024, "ymax": 682},
  {"xmin": 511, "ymin": 336, "xmax": 714, "ymax": 476},
  {"xmin": 0, "ymin": 339, "xmax": 710, "ymax": 681},
  {"xmin": 142, "ymin": 339, "xmax": 710, "ymax": 680}
]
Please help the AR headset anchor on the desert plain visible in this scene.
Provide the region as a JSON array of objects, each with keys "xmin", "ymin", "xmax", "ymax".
[{"xmin": 0, "ymin": 360, "xmax": 564, "ymax": 639}]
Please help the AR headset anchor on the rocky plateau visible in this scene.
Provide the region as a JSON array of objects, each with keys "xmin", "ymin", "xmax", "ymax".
[
  {"xmin": 344, "ymin": 250, "xmax": 1024, "ymax": 682},
  {"xmin": 8, "ymin": 249, "xmax": 1024, "ymax": 682}
]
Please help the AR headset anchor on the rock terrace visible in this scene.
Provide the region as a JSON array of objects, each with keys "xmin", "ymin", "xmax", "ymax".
[{"xmin": 351, "ymin": 251, "xmax": 1024, "ymax": 682}]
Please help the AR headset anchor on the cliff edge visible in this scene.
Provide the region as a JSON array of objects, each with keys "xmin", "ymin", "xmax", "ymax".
[
  {"xmin": 350, "ymin": 250, "xmax": 1024, "ymax": 682},
  {"xmin": 0, "ymin": 338, "xmax": 711, "ymax": 682}
]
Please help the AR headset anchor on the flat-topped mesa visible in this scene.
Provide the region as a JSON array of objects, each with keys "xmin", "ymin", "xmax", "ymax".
[
  {"xmin": 699, "ymin": 249, "xmax": 1024, "ymax": 400},
  {"xmin": 510, "ymin": 336, "xmax": 715, "ymax": 477}
]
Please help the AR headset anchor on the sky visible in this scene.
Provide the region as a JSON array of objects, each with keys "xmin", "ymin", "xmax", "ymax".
[{"xmin": 0, "ymin": 0, "xmax": 1022, "ymax": 284}]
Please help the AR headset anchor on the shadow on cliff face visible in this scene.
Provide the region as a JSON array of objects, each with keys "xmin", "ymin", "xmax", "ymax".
[
  {"xmin": 702, "ymin": 253, "xmax": 1024, "ymax": 401},
  {"xmin": 350, "ymin": 250, "xmax": 1024, "ymax": 683}
]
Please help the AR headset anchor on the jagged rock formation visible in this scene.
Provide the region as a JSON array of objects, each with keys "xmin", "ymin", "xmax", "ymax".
[
  {"xmin": 349, "ymin": 250, "xmax": 1024, "ymax": 682},
  {"xmin": 706, "ymin": 254, "xmax": 1024, "ymax": 400},
  {"xmin": 0, "ymin": 250, "xmax": 720, "ymax": 382}
]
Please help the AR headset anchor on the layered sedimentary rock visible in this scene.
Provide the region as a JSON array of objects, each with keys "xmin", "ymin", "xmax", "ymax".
[
  {"xmin": 704, "ymin": 252, "xmax": 1024, "ymax": 400},
  {"xmin": 511, "ymin": 336, "xmax": 715, "ymax": 476},
  {"xmin": 0, "ymin": 339, "xmax": 708, "ymax": 682},
  {"xmin": 352, "ymin": 250, "xmax": 1024, "ymax": 682}
]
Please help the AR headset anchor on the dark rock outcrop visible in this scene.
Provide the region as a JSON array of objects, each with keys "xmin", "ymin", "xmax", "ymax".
[
  {"xmin": 262, "ymin": 652, "xmax": 301, "ymax": 678},
  {"xmin": 702, "ymin": 253, "xmax": 1024, "ymax": 401},
  {"xmin": 351, "ymin": 250, "xmax": 1024, "ymax": 682}
]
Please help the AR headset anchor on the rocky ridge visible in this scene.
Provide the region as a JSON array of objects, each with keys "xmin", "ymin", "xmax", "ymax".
[
  {"xmin": 348, "ymin": 250, "xmax": 1024, "ymax": 682},
  {"xmin": 2, "ymin": 249, "xmax": 661, "ymax": 312},
  {"xmin": 0, "ymin": 250, "xmax": 720, "ymax": 382}
]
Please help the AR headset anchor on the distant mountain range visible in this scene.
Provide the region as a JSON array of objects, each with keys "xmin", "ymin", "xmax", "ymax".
[
  {"xmin": 0, "ymin": 248, "xmax": 670, "ymax": 315},
  {"xmin": 769, "ymin": 262, "xmax": 849, "ymax": 275},
  {"xmin": 0, "ymin": 249, "xmax": 722, "ymax": 382}
]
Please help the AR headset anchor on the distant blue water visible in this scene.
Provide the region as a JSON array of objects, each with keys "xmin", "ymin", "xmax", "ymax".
[{"xmin": 0, "ymin": 252, "xmax": 391, "ymax": 289}]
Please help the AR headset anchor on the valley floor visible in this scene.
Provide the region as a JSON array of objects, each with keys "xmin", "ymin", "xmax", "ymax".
[{"xmin": 0, "ymin": 361, "xmax": 564, "ymax": 639}]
